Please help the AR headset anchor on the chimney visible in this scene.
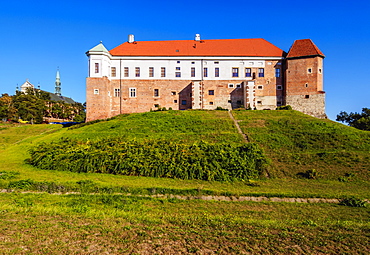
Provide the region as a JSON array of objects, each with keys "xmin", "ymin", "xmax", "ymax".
[
  {"xmin": 195, "ymin": 34, "xmax": 200, "ymax": 41},
  {"xmin": 128, "ymin": 34, "xmax": 135, "ymax": 43}
]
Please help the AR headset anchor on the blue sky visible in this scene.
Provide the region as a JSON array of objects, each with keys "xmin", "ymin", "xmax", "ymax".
[{"xmin": 0, "ymin": 0, "xmax": 369, "ymax": 120}]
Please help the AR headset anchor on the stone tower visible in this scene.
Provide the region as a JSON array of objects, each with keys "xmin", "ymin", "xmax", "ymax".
[
  {"xmin": 55, "ymin": 69, "xmax": 62, "ymax": 96},
  {"xmin": 285, "ymin": 39, "xmax": 326, "ymax": 118}
]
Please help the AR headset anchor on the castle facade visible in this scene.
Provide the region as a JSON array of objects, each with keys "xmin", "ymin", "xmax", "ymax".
[{"xmin": 86, "ymin": 35, "xmax": 326, "ymax": 121}]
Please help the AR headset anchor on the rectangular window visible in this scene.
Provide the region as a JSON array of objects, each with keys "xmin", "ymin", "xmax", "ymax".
[
  {"xmin": 191, "ymin": 67, "xmax": 195, "ymax": 77},
  {"xmin": 275, "ymin": 68, "xmax": 280, "ymax": 78},
  {"xmin": 174, "ymin": 100, "xmax": 178, "ymax": 103},
  {"xmin": 161, "ymin": 67, "xmax": 166, "ymax": 77},
  {"xmin": 94, "ymin": 89, "xmax": 99, "ymax": 94},
  {"xmin": 257, "ymin": 85, "xmax": 263, "ymax": 90},
  {"xmin": 135, "ymin": 67, "xmax": 140, "ymax": 77},
  {"xmin": 215, "ymin": 67, "xmax": 219, "ymax": 77},
  {"xmin": 209, "ymin": 102, "xmax": 214, "ymax": 105},
  {"xmin": 228, "ymin": 83, "xmax": 234, "ymax": 88},
  {"xmin": 214, "ymin": 61, "xmax": 219, "ymax": 64},
  {"xmin": 95, "ymin": 63, "xmax": 99, "ymax": 73},
  {"xmin": 209, "ymin": 90, "xmax": 214, "ymax": 95},
  {"xmin": 111, "ymin": 67, "xmax": 116, "ymax": 77},
  {"xmin": 154, "ymin": 89, "xmax": 159, "ymax": 97},
  {"xmin": 181, "ymin": 100, "xmax": 187, "ymax": 105},
  {"xmin": 124, "ymin": 67, "xmax": 129, "ymax": 77},
  {"xmin": 232, "ymin": 68, "xmax": 239, "ymax": 77},
  {"xmin": 236, "ymin": 83, "xmax": 241, "ymax": 88},
  {"xmin": 258, "ymin": 68, "xmax": 264, "ymax": 77},
  {"xmin": 129, "ymin": 88, "xmax": 136, "ymax": 98},
  {"xmin": 308, "ymin": 68, "xmax": 312, "ymax": 73},
  {"xmin": 277, "ymin": 85, "xmax": 282, "ymax": 90},
  {"xmin": 245, "ymin": 68, "xmax": 251, "ymax": 77},
  {"xmin": 176, "ymin": 67, "xmax": 181, "ymax": 71},
  {"xmin": 175, "ymin": 72, "xmax": 181, "ymax": 77},
  {"xmin": 149, "ymin": 67, "xmax": 154, "ymax": 77},
  {"xmin": 171, "ymin": 91, "xmax": 176, "ymax": 95},
  {"xmin": 114, "ymin": 88, "xmax": 120, "ymax": 97},
  {"xmin": 203, "ymin": 67, "xmax": 208, "ymax": 77}
]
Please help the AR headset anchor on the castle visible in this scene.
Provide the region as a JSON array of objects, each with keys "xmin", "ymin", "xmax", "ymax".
[{"xmin": 86, "ymin": 35, "xmax": 326, "ymax": 121}]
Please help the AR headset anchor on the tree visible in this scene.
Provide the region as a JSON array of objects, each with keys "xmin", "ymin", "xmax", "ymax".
[
  {"xmin": 336, "ymin": 108, "xmax": 370, "ymax": 131},
  {"xmin": 0, "ymin": 94, "xmax": 17, "ymax": 121},
  {"xmin": 12, "ymin": 90, "xmax": 45, "ymax": 124}
]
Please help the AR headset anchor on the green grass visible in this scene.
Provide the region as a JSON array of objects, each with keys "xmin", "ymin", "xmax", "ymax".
[
  {"xmin": 0, "ymin": 110, "xmax": 369, "ymax": 253},
  {"xmin": 0, "ymin": 193, "xmax": 369, "ymax": 254},
  {"xmin": 233, "ymin": 110, "xmax": 370, "ymax": 180}
]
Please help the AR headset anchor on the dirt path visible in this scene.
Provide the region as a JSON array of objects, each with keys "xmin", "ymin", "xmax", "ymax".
[
  {"xmin": 228, "ymin": 111, "xmax": 249, "ymax": 142},
  {"xmin": 2, "ymin": 189, "xmax": 356, "ymax": 204}
]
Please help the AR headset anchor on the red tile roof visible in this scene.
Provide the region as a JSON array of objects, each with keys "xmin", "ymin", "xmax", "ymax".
[
  {"xmin": 109, "ymin": 38, "xmax": 284, "ymax": 57},
  {"xmin": 286, "ymin": 39, "xmax": 325, "ymax": 58}
]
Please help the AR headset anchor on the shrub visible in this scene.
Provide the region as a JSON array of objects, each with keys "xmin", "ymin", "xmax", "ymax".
[
  {"xmin": 339, "ymin": 197, "xmax": 367, "ymax": 207},
  {"xmin": 26, "ymin": 138, "xmax": 269, "ymax": 181},
  {"xmin": 276, "ymin": 105, "xmax": 292, "ymax": 110},
  {"xmin": 297, "ymin": 169, "xmax": 319, "ymax": 179}
]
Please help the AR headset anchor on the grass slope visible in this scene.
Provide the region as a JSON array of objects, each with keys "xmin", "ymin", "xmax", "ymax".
[{"xmin": 0, "ymin": 110, "xmax": 369, "ymax": 254}]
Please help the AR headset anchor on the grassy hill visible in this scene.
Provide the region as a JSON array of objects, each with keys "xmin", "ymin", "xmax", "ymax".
[{"xmin": 0, "ymin": 110, "xmax": 369, "ymax": 254}]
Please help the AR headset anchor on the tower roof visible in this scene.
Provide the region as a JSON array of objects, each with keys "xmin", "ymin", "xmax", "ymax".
[
  {"xmin": 286, "ymin": 39, "xmax": 325, "ymax": 59},
  {"xmin": 109, "ymin": 38, "xmax": 285, "ymax": 57},
  {"xmin": 87, "ymin": 42, "xmax": 109, "ymax": 54}
]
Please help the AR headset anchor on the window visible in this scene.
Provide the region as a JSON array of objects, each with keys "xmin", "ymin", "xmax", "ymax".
[
  {"xmin": 175, "ymin": 72, "xmax": 181, "ymax": 77},
  {"xmin": 95, "ymin": 63, "xmax": 99, "ymax": 73},
  {"xmin": 111, "ymin": 67, "xmax": 116, "ymax": 77},
  {"xmin": 149, "ymin": 67, "xmax": 154, "ymax": 77},
  {"xmin": 135, "ymin": 67, "xmax": 140, "ymax": 77},
  {"xmin": 129, "ymin": 88, "xmax": 136, "ymax": 98},
  {"xmin": 209, "ymin": 102, "xmax": 214, "ymax": 105},
  {"xmin": 275, "ymin": 68, "xmax": 280, "ymax": 78},
  {"xmin": 245, "ymin": 68, "xmax": 251, "ymax": 77},
  {"xmin": 319, "ymin": 68, "xmax": 322, "ymax": 74},
  {"xmin": 171, "ymin": 91, "xmax": 176, "ymax": 95},
  {"xmin": 277, "ymin": 101, "xmax": 282, "ymax": 106},
  {"xmin": 181, "ymin": 100, "xmax": 187, "ymax": 105},
  {"xmin": 203, "ymin": 67, "xmax": 208, "ymax": 77},
  {"xmin": 308, "ymin": 68, "xmax": 312, "ymax": 73},
  {"xmin": 161, "ymin": 67, "xmax": 166, "ymax": 77},
  {"xmin": 232, "ymin": 68, "xmax": 239, "ymax": 77},
  {"xmin": 124, "ymin": 67, "xmax": 129, "ymax": 77},
  {"xmin": 305, "ymin": 83, "xmax": 308, "ymax": 87},
  {"xmin": 277, "ymin": 85, "xmax": 282, "ymax": 90},
  {"xmin": 258, "ymin": 68, "xmax": 264, "ymax": 77},
  {"xmin": 305, "ymin": 95, "xmax": 310, "ymax": 99},
  {"xmin": 154, "ymin": 89, "xmax": 159, "ymax": 97},
  {"xmin": 228, "ymin": 83, "xmax": 234, "ymax": 88},
  {"xmin": 257, "ymin": 85, "xmax": 263, "ymax": 90},
  {"xmin": 257, "ymin": 101, "xmax": 262, "ymax": 105},
  {"xmin": 236, "ymin": 83, "xmax": 241, "ymax": 88},
  {"xmin": 177, "ymin": 61, "xmax": 181, "ymax": 63},
  {"xmin": 215, "ymin": 67, "xmax": 219, "ymax": 77},
  {"xmin": 191, "ymin": 67, "xmax": 195, "ymax": 77},
  {"xmin": 114, "ymin": 88, "xmax": 120, "ymax": 97},
  {"xmin": 214, "ymin": 61, "xmax": 219, "ymax": 64},
  {"xmin": 209, "ymin": 90, "xmax": 214, "ymax": 95},
  {"xmin": 176, "ymin": 67, "xmax": 181, "ymax": 70},
  {"xmin": 191, "ymin": 62, "xmax": 195, "ymax": 64},
  {"xmin": 94, "ymin": 89, "xmax": 99, "ymax": 95},
  {"xmin": 174, "ymin": 100, "xmax": 178, "ymax": 103},
  {"xmin": 154, "ymin": 104, "xmax": 159, "ymax": 108}
]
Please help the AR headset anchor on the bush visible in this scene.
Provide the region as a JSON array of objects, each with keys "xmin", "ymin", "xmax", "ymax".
[
  {"xmin": 339, "ymin": 197, "xmax": 367, "ymax": 207},
  {"xmin": 26, "ymin": 138, "xmax": 269, "ymax": 181},
  {"xmin": 276, "ymin": 105, "xmax": 292, "ymax": 110}
]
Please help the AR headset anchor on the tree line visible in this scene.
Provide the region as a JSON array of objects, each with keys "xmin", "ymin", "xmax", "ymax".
[{"xmin": 0, "ymin": 88, "xmax": 85, "ymax": 124}]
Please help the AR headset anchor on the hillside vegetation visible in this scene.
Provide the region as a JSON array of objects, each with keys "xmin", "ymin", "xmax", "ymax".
[{"xmin": 1, "ymin": 110, "xmax": 369, "ymax": 254}]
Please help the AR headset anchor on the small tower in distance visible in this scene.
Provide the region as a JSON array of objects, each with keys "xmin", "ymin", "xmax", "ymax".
[{"xmin": 55, "ymin": 68, "xmax": 62, "ymax": 96}]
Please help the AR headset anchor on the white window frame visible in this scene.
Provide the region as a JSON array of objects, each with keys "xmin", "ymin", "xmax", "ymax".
[
  {"xmin": 129, "ymin": 88, "xmax": 136, "ymax": 98},
  {"xmin": 228, "ymin": 83, "xmax": 234, "ymax": 88},
  {"xmin": 94, "ymin": 89, "xmax": 99, "ymax": 95}
]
